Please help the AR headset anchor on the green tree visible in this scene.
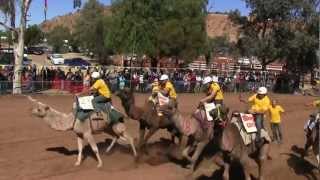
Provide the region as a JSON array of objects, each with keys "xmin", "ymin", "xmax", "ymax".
[
  {"xmin": 25, "ymin": 25, "xmax": 43, "ymax": 46},
  {"xmin": 229, "ymin": 0, "xmax": 299, "ymax": 69},
  {"xmin": 0, "ymin": 0, "xmax": 32, "ymax": 94},
  {"xmin": 74, "ymin": 0, "xmax": 112, "ymax": 64},
  {"xmin": 107, "ymin": 0, "xmax": 208, "ymax": 67},
  {"xmin": 47, "ymin": 25, "xmax": 71, "ymax": 53}
]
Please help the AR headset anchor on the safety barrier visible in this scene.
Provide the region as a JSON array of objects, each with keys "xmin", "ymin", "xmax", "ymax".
[{"xmin": 0, "ymin": 80, "xmax": 275, "ymax": 95}]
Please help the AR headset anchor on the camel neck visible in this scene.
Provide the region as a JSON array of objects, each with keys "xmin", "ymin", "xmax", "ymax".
[{"xmin": 123, "ymin": 98, "xmax": 135, "ymax": 116}]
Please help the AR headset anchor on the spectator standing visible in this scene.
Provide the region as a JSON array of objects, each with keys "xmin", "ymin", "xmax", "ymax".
[{"xmin": 268, "ymin": 100, "xmax": 285, "ymax": 144}]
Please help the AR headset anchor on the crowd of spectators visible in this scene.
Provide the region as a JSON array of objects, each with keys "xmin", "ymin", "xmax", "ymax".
[{"xmin": 0, "ymin": 65, "xmax": 291, "ymax": 94}]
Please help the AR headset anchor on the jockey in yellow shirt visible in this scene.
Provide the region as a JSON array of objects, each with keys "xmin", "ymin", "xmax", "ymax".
[
  {"xmin": 200, "ymin": 76, "xmax": 224, "ymax": 106},
  {"xmin": 241, "ymin": 87, "xmax": 271, "ymax": 141},
  {"xmin": 158, "ymin": 74, "xmax": 177, "ymax": 116},
  {"xmin": 77, "ymin": 72, "xmax": 112, "ymax": 121}
]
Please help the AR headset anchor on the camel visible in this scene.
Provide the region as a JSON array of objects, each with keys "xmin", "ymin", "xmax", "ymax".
[
  {"xmin": 302, "ymin": 116, "xmax": 320, "ymax": 168},
  {"xmin": 219, "ymin": 112, "xmax": 271, "ymax": 180},
  {"xmin": 116, "ymin": 88, "xmax": 227, "ymax": 170},
  {"xmin": 28, "ymin": 96, "xmax": 137, "ymax": 168}
]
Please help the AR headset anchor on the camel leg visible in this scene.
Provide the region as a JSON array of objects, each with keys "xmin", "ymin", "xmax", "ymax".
[
  {"xmin": 189, "ymin": 141, "xmax": 209, "ymax": 171},
  {"xmin": 239, "ymin": 154, "xmax": 252, "ymax": 180},
  {"xmin": 258, "ymin": 144, "xmax": 269, "ymax": 180},
  {"xmin": 182, "ymin": 146, "xmax": 193, "ymax": 162},
  {"xmin": 75, "ymin": 136, "xmax": 84, "ymax": 166},
  {"xmin": 143, "ymin": 128, "xmax": 158, "ymax": 147},
  {"xmin": 179, "ymin": 135, "xmax": 189, "ymax": 151},
  {"xmin": 212, "ymin": 152, "xmax": 230, "ymax": 180},
  {"xmin": 122, "ymin": 132, "xmax": 138, "ymax": 157},
  {"xmin": 84, "ymin": 132, "xmax": 103, "ymax": 168},
  {"xmin": 138, "ymin": 123, "xmax": 146, "ymax": 149},
  {"xmin": 106, "ymin": 136, "xmax": 117, "ymax": 153}
]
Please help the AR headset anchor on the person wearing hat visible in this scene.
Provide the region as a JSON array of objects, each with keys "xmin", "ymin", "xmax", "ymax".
[
  {"xmin": 77, "ymin": 71, "xmax": 112, "ymax": 122},
  {"xmin": 200, "ymin": 76, "xmax": 224, "ymax": 106},
  {"xmin": 240, "ymin": 86, "xmax": 271, "ymax": 142},
  {"xmin": 158, "ymin": 74, "xmax": 177, "ymax": 116}
]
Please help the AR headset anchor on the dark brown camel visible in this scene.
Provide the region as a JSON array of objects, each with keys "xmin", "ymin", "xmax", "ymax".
[
  {"xmin": 302, "ymin": 118, "xmax": 320, "ymax": 168},
  {"xmin": 116, "ymin": 88, "xmax": 227, "ymax": 170},
  {"xmin": 218, "ymin": 113, "xmax": 271, "ymax": 180}
]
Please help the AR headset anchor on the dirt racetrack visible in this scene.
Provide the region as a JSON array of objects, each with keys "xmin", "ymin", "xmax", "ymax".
[{"xmin": 0, "ymin": 93, "xmax": 319, "ymax": 180}]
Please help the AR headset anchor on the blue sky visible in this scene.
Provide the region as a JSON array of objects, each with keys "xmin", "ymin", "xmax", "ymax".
[{"xmin": 26, "ymin": 0, "xmax": 249, "ymax": 25}]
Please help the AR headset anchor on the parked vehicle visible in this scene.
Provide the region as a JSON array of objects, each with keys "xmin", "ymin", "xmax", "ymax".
[
  {"xmin": 0, "ymin": 53, "xmax": 32, "ymax": 66},
  {"xmin": 64, "ymin": 58, "xmax": 91, "ymax": 69},
  {"xmin": 25, "ymin": 46, "xmax": 44, "ymax": 55},
  {"xmin": 50, "ymin": 54, "xmax": 64, "ymax": 65}
]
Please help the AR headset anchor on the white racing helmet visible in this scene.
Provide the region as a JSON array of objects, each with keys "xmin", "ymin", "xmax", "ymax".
[
  {"xmin": 257, "ymin": 87, "xmax": 268, "ymax": 95},
  {"xmin": 91, "ymin": 71, "xmax": 100, "ymax": 79},
  {"xmin": 202, "ymin": 76, "xmax": 212, "ymax": 85},
  {"xmin": 160, "ymin": 74, "xmax": 169, "ymax": 81}
]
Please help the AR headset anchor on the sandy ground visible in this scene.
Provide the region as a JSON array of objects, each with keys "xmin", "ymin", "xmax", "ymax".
[{"xmin": 0, "ymin": 93, "xmax": 319, "ymax": 180}]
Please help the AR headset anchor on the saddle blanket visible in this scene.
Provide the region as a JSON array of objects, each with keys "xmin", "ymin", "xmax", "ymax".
[
  {"xmin": 192, "ymin": 108, "xmax": 212, "ymax": 130},
  {"xmin": 231, "ymin": 117, "xmax": 271, "ymax": 146},
  {"xmin": 158, "ymin": 92, "xmax": 169, "ymax": 106},
  {"xmin": 204, "ymin": 103, "xmax": 216, "ymax": 121}
]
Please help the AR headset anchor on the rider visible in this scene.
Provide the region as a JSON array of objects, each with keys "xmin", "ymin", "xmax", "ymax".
[
  {"xmin": 77, "ymin": 71, "xmax": 112, "ymax": 122},
  {"xmin": 158, "ymin": 74, "xmax": 177, "ymax": 116},
  {"xmin": 241, "ymin": 87, "xmax": 271, "ymax": 142},
  {"xmin": 200, "ymin": 76, "xmax": 224, "ymax": 106},
  {"xmin": 149, "ymin": 78, "xmax": 160, "ymax": 104}
]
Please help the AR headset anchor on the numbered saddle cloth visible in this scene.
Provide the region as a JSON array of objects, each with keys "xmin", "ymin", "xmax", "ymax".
[
  {"xmin": 231, "ymin": 114, "xmax": 271, "ymax": 146},
  {"xmin": 204, "ymin": 103, "xmax": 216, "ymax": 121}
]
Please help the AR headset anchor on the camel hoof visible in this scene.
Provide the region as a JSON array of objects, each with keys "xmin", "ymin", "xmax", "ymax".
[
  {"xmin": 97, "ymin": 163, "xmax": 103, "ymax": 168},
  {"xmin": 74, "ymin": 161, "xmax": 81, "ymax": 167}
]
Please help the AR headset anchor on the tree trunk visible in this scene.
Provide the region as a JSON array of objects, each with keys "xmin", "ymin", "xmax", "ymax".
[
  {"xmin": 311, "ymin": 69, "xmax": 315, "ymax": 85},
  {"xmin": 13, "ymin": 2, "xmax": 28, "ymax": 94},
  {"xmin": 150, "ymin": 56, "xmax": 158, "ymax": 72}
]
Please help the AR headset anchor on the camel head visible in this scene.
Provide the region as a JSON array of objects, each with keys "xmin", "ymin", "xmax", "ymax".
[
  {"xmin": 115, "ymin": 87, "xmax": 134, "ymax": 103},
  {"xmin": 27, "ymin": 96, "xmax": 50, "ymax": 118},
  {"xmin": 31, "ymin": 105, "xmax": 50, "ymax": 118}
]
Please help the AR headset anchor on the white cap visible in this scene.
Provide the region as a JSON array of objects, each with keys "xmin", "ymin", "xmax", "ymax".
[
  {"xmin": 160, "ymin": 74, "xmax": 169, "ymax": 81},
  {"xmin": 212, "ymin": 76, "xmax": 219, "ymax": 83},
  {"xmin": 257, "ymin": 87, "xmax": 267, "ymax": 94},
  {"xmin": 202, "ymin": 76, "xmax": 212, "ymax": 85},
  {"xmin": 91, "ymin": 72, "xmax": 100, "ymax": 79}
]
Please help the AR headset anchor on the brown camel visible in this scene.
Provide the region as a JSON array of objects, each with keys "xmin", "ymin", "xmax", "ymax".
[
  {"xmin": 219, "ymin": 113, "xmax": 271, "ymax": 180},
  {"xmin": 28, "ymin": 96, "xmax": 137, "ymax": 168},
  {"xmin": 116, "ymin": 88, "xmax": 227, "ymax": 170}
]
